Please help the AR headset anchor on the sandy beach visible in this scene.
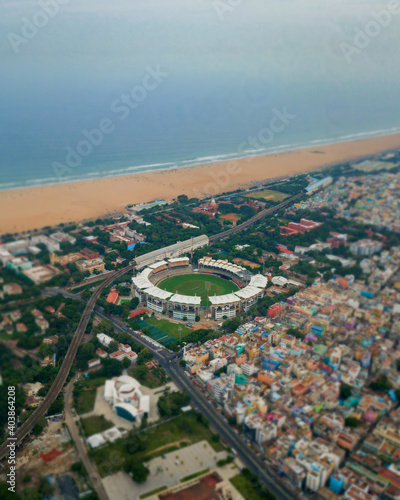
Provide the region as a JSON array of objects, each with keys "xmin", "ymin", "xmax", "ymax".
[{"xmin": 1, "ymin": 133, "xmax": 400, "ymax": 235}]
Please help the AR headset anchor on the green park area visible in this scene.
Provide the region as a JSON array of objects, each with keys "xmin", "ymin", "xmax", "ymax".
[
  {"xmin": 74, "ymin": 387, "xmax": 97, "ymax": 415},
  {"xmin": 145, "ymin": 317, "xmax": 191, "ymax": 339},
  {"xmin": 81, "ymin": 415, "xmax": 113, "ymax": 436},
  {"xmin": 230, "ymin": 470, "xmax": 276, "ymax": 500},
  {"xmin": 128, "ymin": 365, "xmax": 169, "ymax": 389},
  {"xmin": 159, "ymin": 273, "xmax": 238, "ymax": 306},
  {"xmin": 245, "ymin": 189, "xmax": 288, "ymax": 202}
]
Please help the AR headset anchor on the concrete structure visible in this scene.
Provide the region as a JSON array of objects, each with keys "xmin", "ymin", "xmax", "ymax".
[
  {"xmin": 104, "ymin": 375, "xmax": 149, "ymax": 422},
  {"xmin": 134, "ymin": 235, "xmax": 209, "ymax": 269},
  {"xmin": 76, "ymin": 257, "xmax": 105, "ymax": 274}
]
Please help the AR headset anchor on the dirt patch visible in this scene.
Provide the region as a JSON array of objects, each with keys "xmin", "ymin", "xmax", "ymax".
[
  {"xmin": 16, "ymin": 421, "xmax": 79, "ymax": 480},
  {"xmin": 220, "ymin": 213, "xmax": 239, "ymax": 221},
  {"xmin": 233, "ymin": 258, "xmax": 261, "ymax": 269}
]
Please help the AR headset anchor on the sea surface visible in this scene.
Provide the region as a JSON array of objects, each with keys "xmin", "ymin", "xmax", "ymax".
[{"xmin": 1, "ymin": 0, "xmax": 400, "ymax": 190}]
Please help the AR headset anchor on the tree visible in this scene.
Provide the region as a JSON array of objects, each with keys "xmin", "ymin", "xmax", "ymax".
[
  {"xmin": 130, "ymin": 297, "xmax": 139, "ymax": 309},
  {"xmin": 33, "ymin": 416, "xmax": 47, "ymax": 436},
  {"xmin": 93, "ymin": 318, "xmax": 114, "ymax": 335},
  {"xmin": 215, "ymin": 365, "xmax": 227, "ymax": 376},
  {"xmin": 222, "ymin": 316, "xmax": 241, "ymax": 333},
  {"xmin": 0, "ymin": 481, "xmax": 18, "ymax": 500},
  {"xmin": 228, "ymin": 416, "xmax": 236, "ymax": 426},
  {"xmin": 340, "ymin": 382, "xmax": 352, "ymax": 400},
  {"xmin": 140, "ymin": 414, "xmax": 148, "ymax": 430},
  {"xmin": 76, "ymin": 343, "xmax": 95, "ymax": 370},
  {"xmin": 345, "ymin": 417, "xmax": 360, "ymax": 428},
  {"xmin": 128, "ymin": 461, "xmax": 149, "ymax": 483},
  {"xmin": 108, "ymin": 341, "xmax": 119, "ymax": 353},
  {"xmin": 122, "ymin": 357, "xmax": 131, "ymax": 369},
  {"xmin": 157, "ymin": 392, "xmax": 190, "ymax": 418},
  {"xmin": 177, "ymin": 194, "xmax": 189, "ymax": 204},
  {"xmin": 286, "ymin": 328, "xmax": 305, "ymax": 339},
  {"xmin": 370, "ymin": 375, "xmax": 392, "ymax": 392},
  {"xmin": 48, "ymin": 395, "xmax": 64, "ymax": 415},
  {"xmin": 137, "ymin": 348, "xmax": 154, "ymax": 365}
]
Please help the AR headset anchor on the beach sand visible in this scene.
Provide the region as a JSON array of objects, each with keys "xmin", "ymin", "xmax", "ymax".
[{"xmin": 1, "ymin": 133, "xmax": 400, "ymax": 234}]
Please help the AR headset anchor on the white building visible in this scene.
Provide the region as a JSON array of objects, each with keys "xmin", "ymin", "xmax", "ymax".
[
  {"xmin": 104, "ymin": 375, "xmax": 150, "ymax": 422},
  {"xmin": 97, "ymin": 333, "xmax": 113, "ymax": 347},
  {"xmin": 350, "ymin": 239, "xmax": 383, "ymax": 256}
]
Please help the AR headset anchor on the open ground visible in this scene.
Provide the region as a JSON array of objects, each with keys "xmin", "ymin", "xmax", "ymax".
[{"xmin": 159, "ymin": 274, "xmax": 238, "ymax": 306}]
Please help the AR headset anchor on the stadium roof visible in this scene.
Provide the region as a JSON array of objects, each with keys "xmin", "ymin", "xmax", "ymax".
[
  {"xmin": 132, "ymin": 276, "xmax": 153, "ymax": 289},
  {"xmin": 145, "ymin": 286, "xmax": 173, "ymax": 300},
  {"xmin": 169, "ymin": 257, "xmax": 189, "ymax": 263},
  {"xmin": 149, "ymin": 260, "xmax": 168, "ymax": 269},
  {"xmin": 170, "ymin": 294, "xmax": 201, "ymax": 305},
  {"xmin": 234, "ymin": 285, "xmax": 261, "ymax": 300},
  {"xmin": 249, "ymin": 274, "xmax": 269, "ymax": 289},
  {"xmin": 140, "ymin": 268, "xmax": 153, "ymax": 278},
  {"xmin": 209, "ymin": 293, "xmax": 241, "ymax": 305}
]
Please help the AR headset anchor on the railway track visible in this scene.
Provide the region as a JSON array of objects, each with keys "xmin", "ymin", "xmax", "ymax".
[
  {"xmin": 0, "ymin": 264, "xmax": 134, "ymax": 461},
  {"xmin": 209, "ymin": 192, "xmax": 303, "ymax": 242}
]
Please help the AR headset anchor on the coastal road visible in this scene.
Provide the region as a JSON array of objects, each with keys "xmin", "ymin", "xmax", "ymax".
[
  {"xmin": 64, "ymin": 375, "xmax": 108, "ymax": 500},
  {"xmin": 96, "ymin": 311, "xmax": 296, "ymax": 500}
]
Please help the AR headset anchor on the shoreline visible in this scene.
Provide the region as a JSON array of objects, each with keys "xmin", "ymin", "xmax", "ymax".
[
  {"xmin": 2, "ymin": 127, "xmax": 400, "ymax": 194},
  {"xmin": 1, "ymin": 132, "xmax": 400, "ymax": 235}
]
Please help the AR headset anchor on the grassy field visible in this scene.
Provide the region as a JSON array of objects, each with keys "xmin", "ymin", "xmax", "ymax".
[
  {"xmin": 230, "ymin": 474, "xmax": 266, "ymax": 500},
  {"xmin": 246, "ymin": 189, "xmax": 288, "ymax": 202},
  {"xmin": 74, "ymin": 388, "xmax": 97, "ymax": 415},
  {"xmin": 91, "ymin": 411, "xmax": 224, "ymax": 476},
  {"xmin": 145, "ymin": 317, "xmax": 192, "ymax": 339},
  {"xmin": 159, "ymin": 273, "xmax": 238, "ymax": 306},
  {"xmin": 84, "ymin": 377, "xmax": 107, "ymax": 388},
  {"xmin": 81, "ymin": 415, "xmax": 113, "ymax": 437}
]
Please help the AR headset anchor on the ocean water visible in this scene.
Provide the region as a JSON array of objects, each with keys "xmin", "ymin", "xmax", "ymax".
[{"xmin": 1, "ymin": 0, "xmax": 400, "ymax": 190}]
